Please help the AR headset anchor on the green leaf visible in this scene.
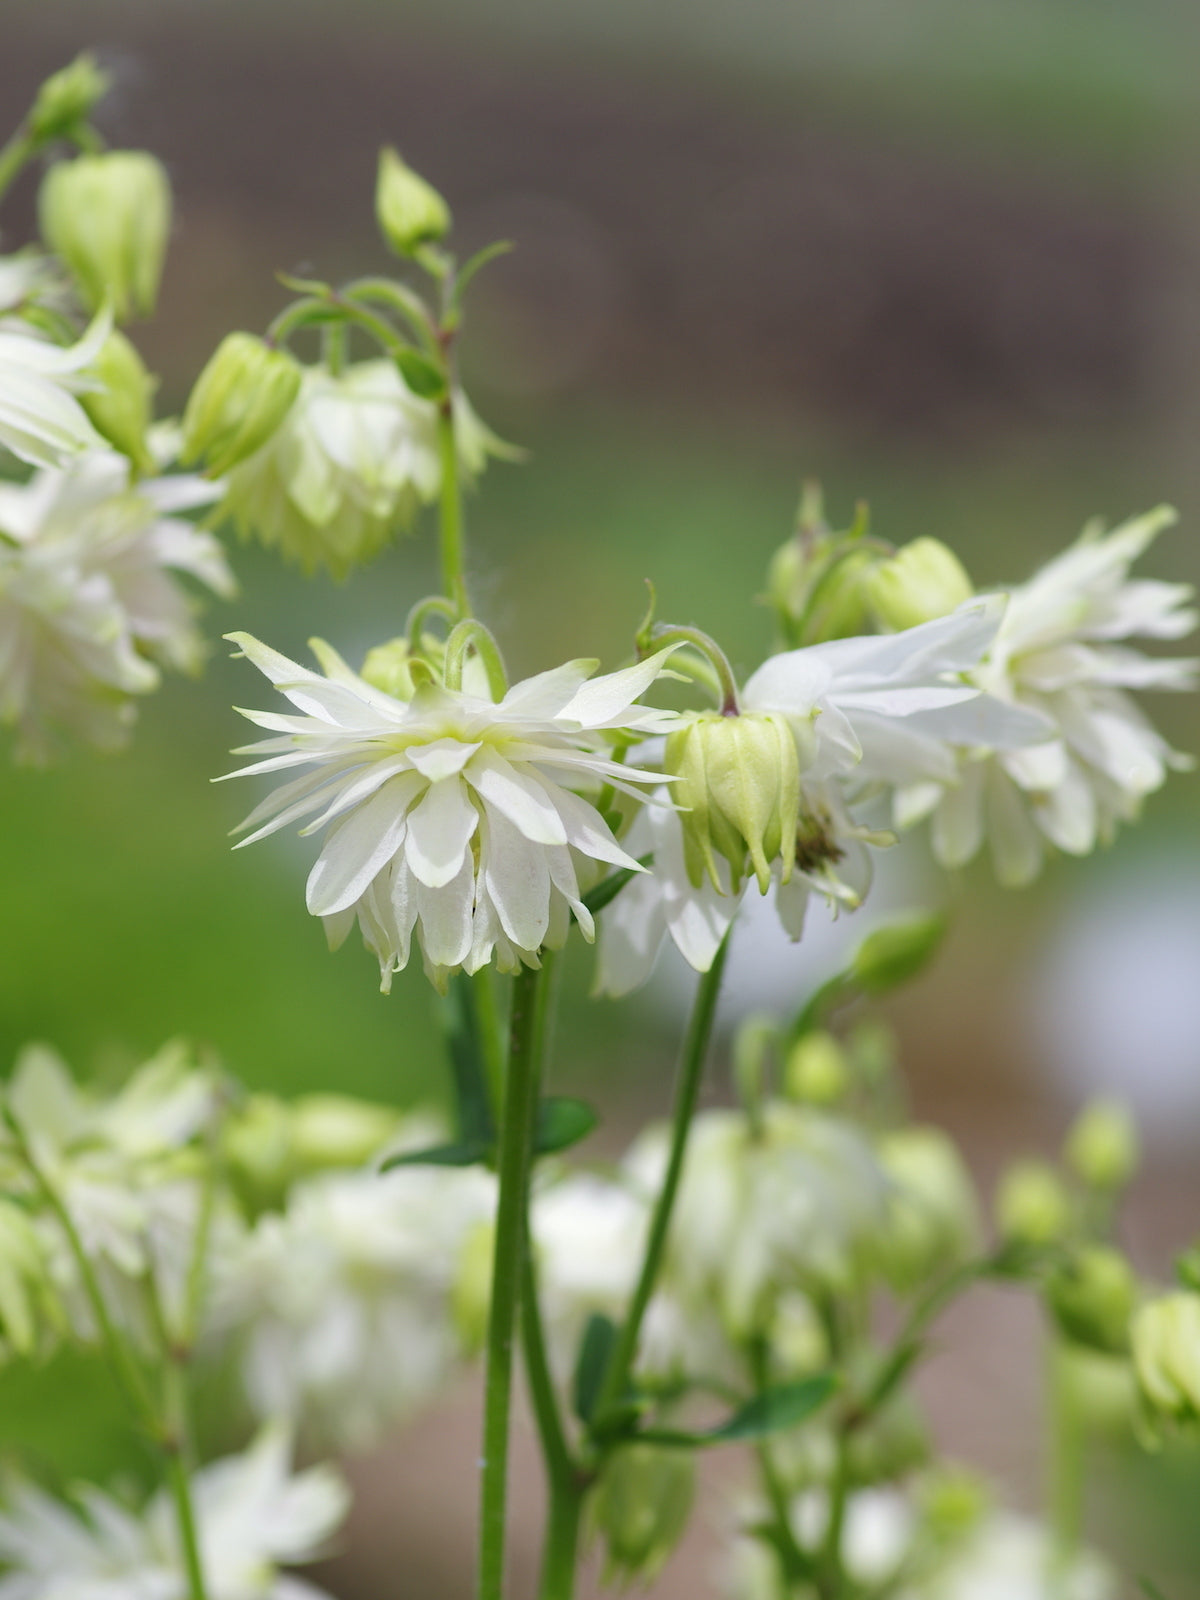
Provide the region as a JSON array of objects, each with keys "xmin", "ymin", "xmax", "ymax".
[
  {"xmin": 851, "ymin": 913, "xmax": 946, "ymax": 995},
  {"xmin": 573, "ymin": 1312, "xmax": 618, "ymax": 1424},
  {"xmin": 395, "ymin": 348, "xmax": 447, "ymax": 400},
  {"xmin": 582, "ymin": 856, "xmax": 653, "ymax": 916},
  {"xmin": 638, "ymin": 1374, "xmax": 837, "ymax": 1449},
  {"xmin": 379, "ymin": 1138, "xmax": 489, "ymax": 1171},
  {"xmin": 535, "ymin": 1096, "xmax": 599, "ymax": 1156}
]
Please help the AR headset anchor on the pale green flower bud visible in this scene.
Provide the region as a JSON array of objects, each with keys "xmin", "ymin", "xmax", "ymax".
[
  {"xmin": 918, "ymin": 1466, "xmax": 989, "ymax": 1545},
  {"xmin": 1047, "ymin": 1246, "xmax": 1137, "ymax": 1355},
  {"xmin": 1064, "ymin": 1099, "xmax": 1138, "ymax": 1192},
  {"xmin": 785, "ymin": 1031, "xmax": 850, "ymax": 1107},
  {"xmin": 80, "ymin": 329, "xmax": 157, "ymax": 474},
  {"xmin": 453, "ymin": 1219, "xmax": 494, "ymax": 1355},
  {"xmin": 39, "ymin": 151, "xmax": 171, "ymax": 321},
  {"xmin": 767, "ymin": 537, "xmax": 877, "ymax": 646},
  {"xmin": 1131, "ymin": 1291, "xmax": 1200, "ymax": 1422},
  {"xmin": 289, "ymin": 1094, "xmax": 399, "ymax": 1171},
  {"xmin": 28, "ymin": 54, "xmax": 111, "ymax": 144},
  {"xmin": 591, "ymin": 1445, "xmax": 694, "ymax": 1586},
  {"xmin": 223, "ymin": 1094, "xmax": 294, "ymax": 1209},
  {"xmin": 666, "ymin": 710, "xmax": 800, "ymax": 893},
  {"xmin": 995, "ymin": 1161, "xmax": 1071, "ymax": 1248},
  {"xmin": 360, "ymin": 637, "xmax": 418, "ymax": 701},
  {"xmin": 878, "ymin": 1126, "xmax": 979, "ymax": 1292},
  {"xmin": 1058, "ymin": 1344, "xmax": 1136, "ymax": 1436},
  {"xmin": 376, "ymin": 147, "xmax": 451, "ymax": 257},
  {"xmin": 181, "ymin": 333, "xmax": 302, "ymax": 477},
  {"xmin": 865, "ymin": 538, "xmax": 973, "ymax": 632}
]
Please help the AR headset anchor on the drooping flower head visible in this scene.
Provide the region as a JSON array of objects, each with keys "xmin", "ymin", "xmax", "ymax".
[
  {"xmin": 896, "ymin": 509, "xmax": 1197, "ymax": 884},
  {"xmin": 223, "ymin": 634, "xmax": 680, "ymax": 989}
]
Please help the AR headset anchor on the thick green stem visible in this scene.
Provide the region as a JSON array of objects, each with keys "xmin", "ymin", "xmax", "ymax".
[
  {"xmin": 538, "ymin": 1477, "xmax": 584, "ymax": 1600},
  {"xmin": 523, "ymin": 1240, "xmax": 585, "ymax": 1600},
  {"xmin": 478, "ymin": 963, "xmax": 545, "ymax": 1600},
  {"xmin": 437, "ymin": 399, "xmax": 469, "ymax": 620},
  {"xmin": 592, "ymin": 933, "xmax": 730, "ymax": 1431}
]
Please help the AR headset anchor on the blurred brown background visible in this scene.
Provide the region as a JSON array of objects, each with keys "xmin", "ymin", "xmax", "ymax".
[{"xmin": 2, "ymin": 1, "xmax": 1199, "ymax": 1592}]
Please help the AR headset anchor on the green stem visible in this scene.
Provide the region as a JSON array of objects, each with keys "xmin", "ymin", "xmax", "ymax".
[
  {"xmin": 478, "ymin": 963, "xmax": 545, "ymax": 1600},
  {"xmin": 0, "ymin": 129, "xmax": 36, "ymax": 204},
  {"xmin": 591, "ymin": 933, "xmax": 731, "ymax": 1433},
  {"xmin": 162, "ymin": 1359, "xmax": 209, "ymax": 1600},
  {"xmin": 1047, "ymin": 1333, "xmax": 1084, "ymax": 1587},
  {"xmin": 444, "ymin": 619, "xmax": 508, "ymax": 700},
  {"xmin": 437, "ymin": 398, "xmax": 469, "ymax": 619},
  {"xmin": 638, "ymin": 625, "xmax": 740, "ymax": 715},
  {"xmin": 817, "ymin": 1431, "xmax": 851, "ymax": 1597},
  {"xmin": 473, "ymin": 969, "xmax": 507, "ymax": 1116},
  {"xmin": 538, "ymin": 1477, "xmax": 584, "ymax": 1600}
]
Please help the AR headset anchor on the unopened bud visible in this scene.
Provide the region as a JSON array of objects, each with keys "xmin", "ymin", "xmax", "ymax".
[
  {"xmin": 361, "ymin": 637, "xmax": 418, "ymax": 701},
  {"xmin": 785, "ymin": 1031, "xmax": 849, "ymax": 1107},
  {"xmin": 918, "ymin": 1467, "xmax": 989, "ymax": 1544},
  {"xmin": 591, "ymin": 1445, "xmax": 695, "ymax": 1586},
  {"xmin": 1047, "ymin": 1246, "xmax": 1137, "ymax": 1355},
  {"xmin": 39, "ymin": 151, "xmax": 171, "ymax": 321},
  {"xmin": 222, "ymin": 1094, "xmax": 293, "ymax": 1210},
  {"xmin": 865, "ymin": 538, "xmax": 973, "ymax": 632},
  {"xmin": 453, "ymin": 1219, "xmax": 493, "ymax": 1355},
  {"xmin": 376, "ymin": 147, "xmax": 451, "ymax": 257},
  {"xmin": 1064, "ymin": 1100, "xmax": 1138, "ymax": 1192},
  {"xmin": 289, "ymin": 1094, "xmax": 399, "ymax": 1171},
  {"xmin": 80, "ymin": 330, "xmax": 156, "ymax": 473},
  {"xmin": 767, "ymin": 537, "xmax": 876, "ymax": 646},
  {"xmin": 995, "ymin": 1161, "xmax": 1071, "ymax": 1248},
  {"xmin": 666, "ymin": 710, "xmax": 800, "ymax": 893},
  {"xmin": 28, "ymin": 54, "xmax": 111, "ymax": 145},
  {"xmin": 181, "ymin": 333, "xmax": 301, "ymax": 476},
  {"xmin": 878, "ymin": 1126, "xmax": 979, "ymax": 1291},
  {"xmin": 1131, "ymin": 1292, "xmax": 1200, "ymax": 1423}
]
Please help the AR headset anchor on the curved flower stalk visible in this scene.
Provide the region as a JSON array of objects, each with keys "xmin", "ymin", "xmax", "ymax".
[
  {"xmin": 0, "ymin": 307, "xmax": 108, "ymax": 470},
  {"xmin": 895, "ymin": 509, "xmax": 1198, "ymax": 884},
  {"xmin": 596, "ymin": 600, "xmax": 1048, "ymax": 994},
  {"xmin": 218, "ymin": 360, "xmax": 503, "ymax": 579},
  {"xmin": 0, "ymin": 1423, "xmax": 349, "ymax": 1600},
  {"xmin": 0, "ymin": 448, "xmax": 232, "ymax": 762},
  {"xmin": 211, "ymin": 1150, "xmax": 495, "ymax": 1451},
  {"xmin": 222, "ymin": 633, "xmax": 680, "ymax": 990}
]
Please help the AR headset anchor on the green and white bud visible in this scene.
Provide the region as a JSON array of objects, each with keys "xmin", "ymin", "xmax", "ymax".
[
  {"xmin": 28, "ymin": 54, "xmax": 111, "ymax": 145},
  {"xmin": 1131, "ymin": 1291, "xmax": 1200, "ymax": 1423},
  {"xmin": 995, "ymin": 1161, "xmax": 1071, "ymax": 1249},
  {"xmin": 80, "ymin": 329, "xmax": 157, "ymax": 473},
  {"xmin": 1064, "ymin": 1099, "xmax": 1139, "ymax": 1193},
  {"xmin": 1047, "ymin": 1246, "xmax": 1137, "ymax": 1355},
  {"xmin": 877, "ymin": 1126, "xmax": 979, "ymax": 1292},
  {"xmin": 865, "ymin": 538, "xmax": 973, "ymax": 632},
  {"xmin": 223, "ymin": 1094, "xmax": 294, "ymax": 1210},
  {"xmin": 918, "ymin": 1465, "xmax": 989, "ymax": 1546},
  {"xmin": 360, "ymin": 637, "xmax": 418, "ymax": 701},
  {"xmin": 591, "ymin": 1445, "xmax": 695, "ymax": 1586},
  {"xmin": 767, "ymin": 536, "xmax": 877, "ymax": 647},
  {"xmin": 376, "ymin": 147, "xmax": 451, "ymax": 257},
  {"xmin": 785, "ymin": 1031, "xmax": 850, "ymax": 1107},
  {"xmin": 666, "ymin": 710, "xmax": 801, "ymax": 893},
  {"xmin": 181, "ymin": 333, "xmax": 302, "ymax": 477},
  {"xmin": 39, "ymin": 151, "xmax": 171, "ymax": 321}
]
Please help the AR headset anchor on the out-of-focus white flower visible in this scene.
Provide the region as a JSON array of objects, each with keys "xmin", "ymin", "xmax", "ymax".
[
  {"xmin": 223, "ymin": 634, "xmax": 678, "ymax": 990},
  {"xmin": 219, "ymin": 360, "xmax": 502, "ymax": 578},
  {"xmin": 0, "ymin": 449, "xmax": 232, "ymax": 762},
  {"xmin": 211, "ymin": 1147, "xmax": 494, "ymax": 1450},
  {"xmin": 0, "ymin": 1423, "xmax": 348, "ymax": 1600},
  {"xmin": 725, "ymin": 1488, "xmax": 914, "ymax": 1598},
  {"xmin": 596, "ymin": 601, "xmax": 1046, "ymax": 994},
  {"xmin": 0, "ymin": 310, "xmax": 107, "ymax": 470},
  {"xmin": 896, "ymin": 510, "xmax": 1197, "ymax": 885},
  {"xmin": 626, "ymin": 1104, "xmax": 889, "ymax": 1341},
  {"xmin": 930, "ymin": 1511, "xmax": 1116, "ymax": 1600}
]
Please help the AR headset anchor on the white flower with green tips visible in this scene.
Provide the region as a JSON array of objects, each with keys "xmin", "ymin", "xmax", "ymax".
[
  {"xmin": 896, "ymin": 509, "xmax": 1197, "ymax": 884},
  {"xmin": 0, "ymin": 309, "xmax": 108, "ymax": 469},
  {"xmin": 223, "ymin": 633, "xmax": 679, "ymax": 989}
]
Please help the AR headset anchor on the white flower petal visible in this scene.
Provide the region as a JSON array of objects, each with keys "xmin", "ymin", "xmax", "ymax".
[
  {"xmin": 305, "ymin": 777, "xmax": 415, "ymax": 915},
  {"xmin": 403, "ymin": 777, "xmax": 479, "ymax": 888}
]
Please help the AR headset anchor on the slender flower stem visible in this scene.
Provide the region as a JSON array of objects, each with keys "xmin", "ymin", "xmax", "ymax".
[
  {"xmin": 161, "ymin": 1358, "xmax": 209, "ymax": 1600},
  {"xmin": 444, "ymin": 619, "xmax": 508, "ymax": 700},
  {"xmin": 591, "ymin": 932, "xmax": 731, "ymax": 1432},
  {"xmin": 478, "ymin": 962, "xmax": 545, "ymax": 1600},
  {"xmin": 0, "ymin": 130, "xmax": 35, "ymax": 204},
  {"xmin": 437, "ymin": 397, "xmax": 469, "ymax": 619},
  {"xmin": 1047, "ymin": 1333, "xmax": 1084, "ymax": 1589},
  {"xmin": 638, "ymin": 624, "xmax": 740, "ymax": 715}
]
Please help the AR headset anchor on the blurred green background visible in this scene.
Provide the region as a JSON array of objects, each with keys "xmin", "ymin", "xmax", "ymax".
[{"xmin": 2, "ymin": 0, "xmax": 1200, "ymax": 1592}]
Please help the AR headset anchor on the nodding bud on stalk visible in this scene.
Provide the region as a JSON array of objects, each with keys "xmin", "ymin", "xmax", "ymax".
[
  {"xmin": 39, "ymin": 152, "xmax": 171, "ymax": 321},
  {"xmin": 666, "ymin": 711, "xmax": 801, "ymax": 894},
  {"xmin": 1064, "ymin": 1099, "xmax": 1139, "ymax": 1193},
  {"xmin": 1131, "ymin": 1291, "xmax": 1200, "ymax": 1424},
  {"xmin": 28, "ymin": 53, "xmax": 111, "ymax": 144},
  {"xmin": 785, "ymin": 1031, "xmax": 850, "ymax": 1107},
  {"xmin": 181, "ymin": 333, "xmax": 302, "ymax": 476},
  {"xmin": 80, "ymin": 330, "xmax": 157, "ymax": 474},
  {"xmin": 360, "ymin": 637, "xmax": 419, "ymax": 701},
  {"xmin": 995, "ymin": 1160, "xmax": 1071, "ymax": 1248},
  {"xmin": 591, "ymin": 1446, "xmax": 695, "ymax": 1587},
  {"xmin": 375, "ymin": 147, "xmax": 451, "ymax": 257},
  {"xmin": 1047, "ymin": 1246, "xmax": 1137, "ymax": 1356},
  {"xmin": 877, "ymin": 1125, "xmax": 979, "ymax": 1291},
  {"xmin": 865, "ymin": 538, "xmax": 974, "ymax": 632}
]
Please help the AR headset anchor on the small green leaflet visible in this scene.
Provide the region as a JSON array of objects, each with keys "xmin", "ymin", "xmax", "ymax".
[
  {"xmin": 536, "ymin": 1097, "xmax": 599, "ymax": 1155},
  {"xmin": 573, "ymin": 1312, "xmax": 618, "ymax": 1424},
  {"xmin": 637, "ymin": 1374, "xmax": 837, "ymax": 1449}
]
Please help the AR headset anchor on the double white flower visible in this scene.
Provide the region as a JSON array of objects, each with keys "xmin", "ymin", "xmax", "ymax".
[
  {"xmin": 224, "ymin": 636, "xmax": 679, "ymax": 988},
  {"xmin": 0, "ymin": 301, "xmax": 107, "ymax": 470},
  {"xmin": 896, "ymin": 510, "xmax": 1197, "ymax": 884}
]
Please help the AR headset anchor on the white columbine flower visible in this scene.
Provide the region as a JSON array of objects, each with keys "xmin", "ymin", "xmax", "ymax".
[
  {"xmin": 0, "ymin": 1424, "xmax": 348, "ymax": 1600},
  {"xmin": 895, "ymin": 509, "xmax": 1197, "ymax": 885},
  {"xmin": 0, "ymin": 448, "xmax": 233, "ymax": 762},
  {"xmin": 220, "ymin": 360, "xmax": 503, "ymax": 577},
  {"xmin": 596, "ymin": 599, "xmax": 1048, "ymax": 994},
  {"xmin": 0, "ymin": 308, "xmax": 108, "ymax": 470},
  {"xmin": 223, "ymin": 634, "xmax": 679, "ymax": 989},
  {"xmin": 930, "ymin": 1511, "xmax": 1116, "ymax": 1600},
  {"xmin": 210, "ymin": 1154, "xmax": 495, "ymax": 1450}
]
